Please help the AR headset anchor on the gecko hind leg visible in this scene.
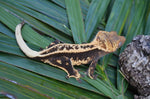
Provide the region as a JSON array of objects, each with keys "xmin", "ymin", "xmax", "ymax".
[
  {"xmin": 47, "ymin": 40, "xmax": 63, "ymax": 48},
  {"xmin": 49, "ymin": 56, "xmax": 81, "ymax": 80},
  {"xmin": 39, "ymin": 40, "xmax": 62, "ymax": 50}
]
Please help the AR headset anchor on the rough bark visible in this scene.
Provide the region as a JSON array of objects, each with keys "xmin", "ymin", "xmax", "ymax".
[{"xmin": 119, "ymin": 35, "xmax": 150, "ymax": 99}]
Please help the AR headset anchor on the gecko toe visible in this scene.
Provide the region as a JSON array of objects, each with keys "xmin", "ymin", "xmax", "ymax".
[
  {"xmin": 65, "ymin": 75, "xmax": 69, "ymax": 80},
  {"xmin": 76, "ymin": 78, "xmax": 82, "ymax": 83}
]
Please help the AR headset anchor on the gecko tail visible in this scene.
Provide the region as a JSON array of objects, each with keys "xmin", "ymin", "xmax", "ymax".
[{"xmin": 15, "ymin": 22, "xmax": 40, "ymax": 58}]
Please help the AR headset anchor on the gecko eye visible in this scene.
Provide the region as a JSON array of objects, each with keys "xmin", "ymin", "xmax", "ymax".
[{"xmin": 119, "ymin": 42, "xmax": 122, "ymax": 47}]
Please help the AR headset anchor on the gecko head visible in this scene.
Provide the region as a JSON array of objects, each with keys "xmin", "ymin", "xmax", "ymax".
[{"xmin": 92, "ymin": 31, "xmax": 126, "ymax": 52}]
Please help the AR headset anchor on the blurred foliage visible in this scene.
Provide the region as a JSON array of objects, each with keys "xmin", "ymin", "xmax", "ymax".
[{"xmin": 0, "ymin": 0, "xmax": 149, "ymax": 99}]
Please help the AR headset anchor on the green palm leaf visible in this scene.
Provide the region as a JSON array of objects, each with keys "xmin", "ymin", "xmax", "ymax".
[{"xmin": 0, "ymin": 0, "xmax": 149, "ymax": 98}]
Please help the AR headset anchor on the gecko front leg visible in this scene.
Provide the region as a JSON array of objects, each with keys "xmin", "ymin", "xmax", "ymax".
[{"xmin": 87, "ymin": 60, "xmax": 98, "ymax": 79}]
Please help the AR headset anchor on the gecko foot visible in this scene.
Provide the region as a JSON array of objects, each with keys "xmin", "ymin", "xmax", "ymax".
[
  {"xmin": 76, "ymin": 78, "xmax": 82, "ymax": 83},
  {"xmin": 86, "ymin": 72, "xmax": 98, "ymax": 79},
  {"xmin": 80, "ymin": 74, "xmax": 85, "ymax": 78},
  {"xmin": 92, "ymin": 74, "xmax": 98, "ymax": 80}
]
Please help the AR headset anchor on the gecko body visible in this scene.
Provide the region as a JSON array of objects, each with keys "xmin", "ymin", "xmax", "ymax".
[{"xmin": 15, "ymin": 23, "xmax": 125, "ymax": 80}]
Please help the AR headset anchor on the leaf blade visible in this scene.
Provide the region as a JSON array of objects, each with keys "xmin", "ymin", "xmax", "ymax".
[
  {"xmin": 65, "ymin": 0, "xmax": 86, "ymax": 43},
  {"xmin": 85, "ymin": 0, "xmax": 110, "ymax": 41}
]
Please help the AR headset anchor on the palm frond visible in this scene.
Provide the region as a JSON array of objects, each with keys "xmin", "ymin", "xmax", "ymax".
[{"xmin": 0, "ymin": 0, "xmax": 149, "ymax": 98}]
